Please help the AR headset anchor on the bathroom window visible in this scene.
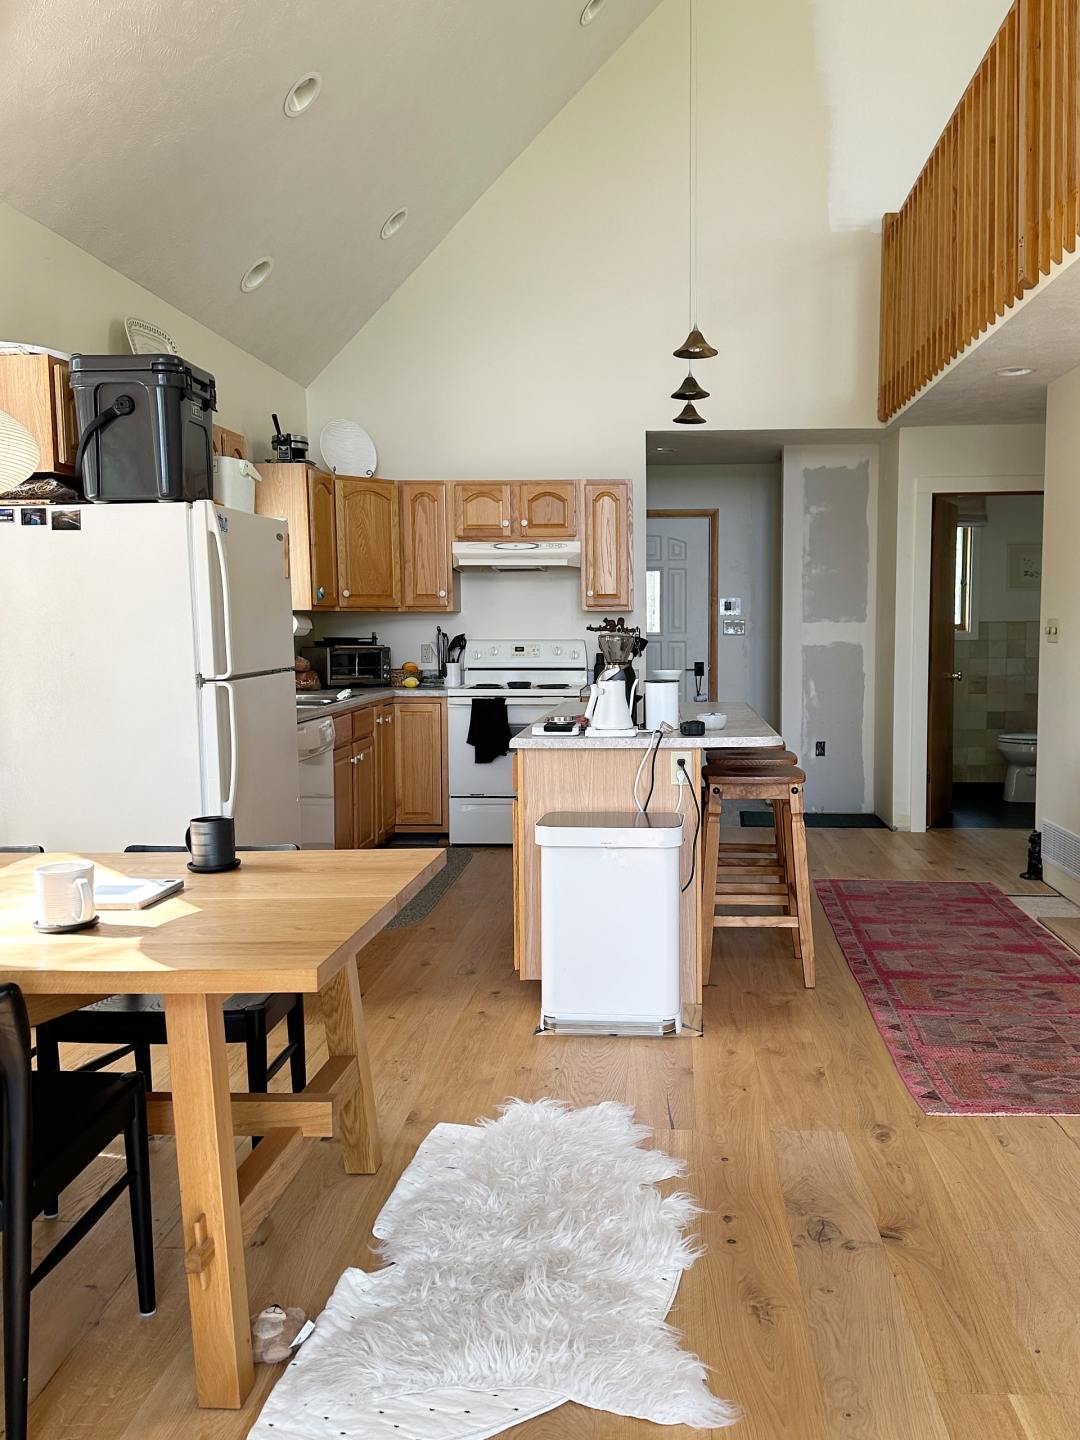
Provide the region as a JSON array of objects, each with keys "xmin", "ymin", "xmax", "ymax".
[{"xmin": 954, "ymin": 525, "xmax": 974, "ymax": 633}]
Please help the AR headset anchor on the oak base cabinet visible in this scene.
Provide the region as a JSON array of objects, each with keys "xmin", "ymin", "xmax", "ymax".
[
  {"xmin": 331, "ymin": 696, "xmax": 448, "ymax": 847},
  {"xmin": 394, "ymin": 698, "xmax": 447, "ymax": 831}
]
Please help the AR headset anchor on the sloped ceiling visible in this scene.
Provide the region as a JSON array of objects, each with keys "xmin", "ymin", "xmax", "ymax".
[{"xmin": 0, "ymin": 0, "xmax": 660, "ymax": 383}]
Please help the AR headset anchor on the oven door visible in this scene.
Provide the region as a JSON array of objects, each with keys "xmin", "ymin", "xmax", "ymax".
[{"xmin": 448, "ymin": 699, "xmax": 552, "ymax": 798}]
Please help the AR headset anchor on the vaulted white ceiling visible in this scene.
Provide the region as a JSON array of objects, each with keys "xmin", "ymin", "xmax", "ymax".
[{"xmin": 0, "ymin": 0, "xmax": 660, "ymax": 383}]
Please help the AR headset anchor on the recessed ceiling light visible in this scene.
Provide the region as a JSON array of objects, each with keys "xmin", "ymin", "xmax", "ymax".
[
  {"xmin": 580, "ymin": 0, "xmax": 607, "ymax": 25},
  {"xmin": 380, "ymin": 208, "xmax": 408, "ymax": 240},
  {"xmin": 240, "ymin": 257, "xmax": 274, "ymax": 293},
  {"xmin": 995, "ymin": 365, "xmax": 1034, "ymax": 377},
  {"xmin": 283, "ymin": 72, "xmax": 322, "ymax": 118}
]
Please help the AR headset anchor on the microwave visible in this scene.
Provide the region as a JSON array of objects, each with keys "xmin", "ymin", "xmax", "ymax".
[{"xmin": 302, "ymin": 640, "xmax": 392, "ymax": 688}]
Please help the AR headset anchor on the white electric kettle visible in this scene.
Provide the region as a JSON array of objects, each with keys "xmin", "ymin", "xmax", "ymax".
[{"xmin": 584, "ymin": 673, "xmax": 638, "ymax": 734}]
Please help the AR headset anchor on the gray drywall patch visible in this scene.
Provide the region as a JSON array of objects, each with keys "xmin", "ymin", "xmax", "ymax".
[
  {"xmin": 803, "ymin": 642, "xmax": 865, "ymax": 810},
  {"xmin": 802, "ymin": 463, "xmax": 869, "ymax": 623}
]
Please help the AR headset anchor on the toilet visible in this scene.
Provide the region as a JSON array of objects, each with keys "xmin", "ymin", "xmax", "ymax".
[{"xmin": 997, "ymin": 732, "xmax": 1037, "ymax": 803}]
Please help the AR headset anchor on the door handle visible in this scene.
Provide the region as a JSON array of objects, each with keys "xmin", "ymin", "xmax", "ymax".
[{"xmin": 950, "ymin": 671, "xmax": 963, "ymax": 681}]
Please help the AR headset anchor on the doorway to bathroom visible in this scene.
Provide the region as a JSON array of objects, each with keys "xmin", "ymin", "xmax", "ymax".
[{"xmin": 927, "ymin": 491, "xmax": 1043, "ymax": 828}]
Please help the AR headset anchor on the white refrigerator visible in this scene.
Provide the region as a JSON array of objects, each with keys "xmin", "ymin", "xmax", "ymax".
[{"xmin": 0, "ymin": 501, "xmax": 300, "ymax": 851}]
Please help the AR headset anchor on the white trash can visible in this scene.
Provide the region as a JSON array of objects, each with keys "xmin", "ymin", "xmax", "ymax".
[{"xmin": 536, "ymin": 810, "xmax": 683, "ymax": 1035}]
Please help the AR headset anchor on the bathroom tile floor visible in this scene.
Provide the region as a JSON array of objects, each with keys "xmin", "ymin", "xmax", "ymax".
[{"xmin": 932, "ymin": 782, "xmax": 1035, "ymax": 830}]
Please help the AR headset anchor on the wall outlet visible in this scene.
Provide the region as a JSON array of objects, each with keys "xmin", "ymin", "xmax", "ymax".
[
  {"xmin": 1046, "ymin": 619, "xmax": 1060, "ymax": 644},
  {"xmin": 670, "ymin": 751, "xmax": 694, "ymax": 785},
  {"xmin": 420, "ymin": 642, "xmax": 435, "ymax": 664},
  {"xmin": 815, "ymin": 740, "xmax": 826, "ymax": 757}
]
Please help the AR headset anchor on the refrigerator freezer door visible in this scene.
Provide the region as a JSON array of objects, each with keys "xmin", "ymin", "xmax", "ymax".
[
  {"xmin": 0, "ymin": 503, "xmax": 204, "ymax": 850},
  {"xmin": 201, "ymin": 672, "xmax": 300, "ymax": 845},
  {"xmin": 191, "ymin": 503, "xmax": 294, "ymax": 679}
]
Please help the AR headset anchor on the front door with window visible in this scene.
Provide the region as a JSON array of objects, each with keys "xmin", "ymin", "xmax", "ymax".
[{"xmin": 645, "ymin": 515, "xmax": 711, "ymax": 702}]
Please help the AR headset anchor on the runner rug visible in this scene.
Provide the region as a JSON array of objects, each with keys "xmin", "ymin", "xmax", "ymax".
[{"xmin": 815, "ymin": 878, "xmax": 1080, "ymax": 1115}]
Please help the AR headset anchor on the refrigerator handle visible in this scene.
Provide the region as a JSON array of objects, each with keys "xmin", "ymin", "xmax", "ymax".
[
  {"xmin": 209, "ymin": 510, "xmax": 235, "ymax": 677},
  {"xmin": 221, "ymin": 681, "xmax": 239, "ymax": 818}
]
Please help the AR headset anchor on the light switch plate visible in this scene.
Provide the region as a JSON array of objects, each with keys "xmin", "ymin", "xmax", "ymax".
[{"xmin": 723, "ymin": 618, "xmax": 746, "ymax": 636}]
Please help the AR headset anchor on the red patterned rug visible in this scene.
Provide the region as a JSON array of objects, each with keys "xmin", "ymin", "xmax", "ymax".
[{"xmin": 815, "ymin": 879, "xmax": 1080, "ymax": 1115}]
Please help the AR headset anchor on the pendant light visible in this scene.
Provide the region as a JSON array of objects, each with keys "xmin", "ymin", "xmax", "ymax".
[
  {"xmin": 671, "ymin": 373, "xmax": 709, "ymax": 401},
  {"xmin": 672, "ymin": 0, "xmax": 715, "ymax": 422}
]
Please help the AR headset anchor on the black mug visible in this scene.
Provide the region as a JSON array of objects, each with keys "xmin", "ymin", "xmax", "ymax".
[{"xmin": 185, "ymin": 816, "xmax": 236, "ymax": 871}]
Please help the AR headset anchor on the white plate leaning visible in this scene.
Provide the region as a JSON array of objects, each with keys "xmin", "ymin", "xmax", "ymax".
[{"xmin": 320, "ymin": 419, "xmax": 377, "ymax": 477}]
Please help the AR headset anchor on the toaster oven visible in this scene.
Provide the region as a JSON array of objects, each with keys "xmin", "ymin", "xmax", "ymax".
[{"xmin": 302, "ymin": 639, "xmax": 391, "ymax": 688}]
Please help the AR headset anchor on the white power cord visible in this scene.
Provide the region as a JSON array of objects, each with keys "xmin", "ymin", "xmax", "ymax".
[{"xmin": 632, "ymin": 722, "xmax": 677, "ymax": 813}]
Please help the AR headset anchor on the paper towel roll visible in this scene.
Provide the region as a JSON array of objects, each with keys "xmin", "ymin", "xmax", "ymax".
[{"xmin": 293, "ymin": 614, "xmax": 313, "ymax": 637}]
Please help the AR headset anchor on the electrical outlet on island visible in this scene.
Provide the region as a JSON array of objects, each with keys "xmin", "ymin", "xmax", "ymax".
[{"xmin": 670, "ymin": 751, "xmax": 694, "ymax": 785}]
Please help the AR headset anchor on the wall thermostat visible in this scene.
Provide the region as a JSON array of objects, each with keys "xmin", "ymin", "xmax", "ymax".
[{"xmin": 719, "ymin": 597, "xmax": 742, "ymax": 616}]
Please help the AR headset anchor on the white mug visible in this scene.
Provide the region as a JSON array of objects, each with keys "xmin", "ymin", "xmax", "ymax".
[
  {"xmin": 445, "ymin": 662, "xmax": 463, "ymax": 687},
  {"xmin": 34, "ymin": 861, "xmax": 96, "ymax": 930}
]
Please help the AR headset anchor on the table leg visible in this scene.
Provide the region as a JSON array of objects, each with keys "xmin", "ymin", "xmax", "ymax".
[
  {"xmin": 164, "ymin": 993, "xmax": 254, "ymax": 1409},
  {"xmin": 319, "ymin": 961, "xmax": 382, "ymax": 1174}
]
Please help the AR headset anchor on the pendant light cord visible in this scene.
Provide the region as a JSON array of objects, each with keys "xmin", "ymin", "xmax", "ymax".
[{"xmin": 688, "ymin": 0, "xmax": 697, "ymax": 334}]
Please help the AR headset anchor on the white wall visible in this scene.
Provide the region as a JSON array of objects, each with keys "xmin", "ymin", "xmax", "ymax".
[
  {"xmin": 0, "ymin": 201, "xmax": 306, "ymax": 447},
  {"xmin": 646, "ymin": 463, "xmax": 781, "ymax": 725},
  {"xmin": 888, "ymin": 423, "xmax": 1045, "ymax": 831},
  {"xmin": 974, "ymin": 494, "xmax": 1044, "ymax": 624},
  {"xmin": 874, "ymin": 428, "xmax": 899, "ymax": 823},
  {"xmin": 1038, "ymin": 366, "xmax": 1080, "ymax": 902},
  {"xmin": 781, "ymin": 444, "xmax": 878, "ymax": 812}
]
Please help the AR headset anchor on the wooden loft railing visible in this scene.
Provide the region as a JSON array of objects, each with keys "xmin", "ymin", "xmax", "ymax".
[{"xmin": 879, "ymin": 0, "xmax": 1080, "ymax": 421}]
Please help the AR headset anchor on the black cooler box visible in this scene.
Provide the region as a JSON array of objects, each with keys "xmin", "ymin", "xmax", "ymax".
[{"xmin": 69, "ymin": 353, "xmax": 217, "ymax": 502}]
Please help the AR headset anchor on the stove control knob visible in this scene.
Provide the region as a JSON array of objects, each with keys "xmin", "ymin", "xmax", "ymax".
[
  {"xmin": 489, "ymin": 646, "xmax": 499, "ymax": 656},
  {"xmin": 552, "ymin": 645, "xmax": 562, "ymax": 656}
]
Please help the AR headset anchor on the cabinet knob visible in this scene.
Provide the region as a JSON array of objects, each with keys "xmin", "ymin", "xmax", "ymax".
[
  {"xmin": 520, "ymin": 519, "xmax": 529, "ymax": 528},
  {"xmin": 587, "ymin": 589, "xmax": 595, "ymax": 597},
  {"xmin": 375, "ymin": 715, "xmax": 383, "ymax": 725},
  {"xmin": 501, "ymin": 518, "xmax": 510, "ymax": 527},
  {"xmin": 342, "ymin": 588, "xmax": 351, "ymax": 598},
  {"xmin": 438, "ymin": 589, "xmax": 446, "ymax": 598},
  {"xmin": 316, "ymin": 586, "xmax": 325, "ymax": 601}
]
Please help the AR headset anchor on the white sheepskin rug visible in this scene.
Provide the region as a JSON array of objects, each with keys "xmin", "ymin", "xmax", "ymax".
[{"xmin": 250, "ymin": 1100, "xmax": 739, "ymax": 1438}]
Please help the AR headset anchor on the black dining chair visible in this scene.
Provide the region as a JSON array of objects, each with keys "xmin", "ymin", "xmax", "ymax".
[
  {"xmin": 0, "ymin": 983, "xmax": 154, "ymax": 1440},
  {"xmin": 35, "ymin": 845, "xmax": 307, "ymax": 1198}
]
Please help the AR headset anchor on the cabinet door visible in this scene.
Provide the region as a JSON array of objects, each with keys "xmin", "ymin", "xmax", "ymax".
[
  {"xmin": 336, "ymin": 477, "xmax": 401, "ymax": 609},
  {"xmin": 50, "ymin": 358, "xmax": 78, "ymax": 471},
  {"xmin": 394, "ymin": 700, "xmax": 446, "ymax": 829},
  {"xmin": 333, "ymin": 746, "xmax": 355, "ymax": 848},
  {"xmin": 375, "ymin": 703, "xmax": 396, "ymax": 842},
  {"xmin": 515, "ymin": 482, "xmax": 578, "ymax": 539},
  {"xmin": 0, "ymin": 354, "xmax": 73, "ymax": 475},
  {"xmin": 307, "ymin": 469, "xmax": 338, "ymax": 609},
  {"xmin": 582, "ymin": 480, "xmax": 632, "ymax": 611},
  {"xmin": 400, "ymin": 482, "xmax": 453, "ymax": 610},
  {"xmin": 352, "ymin": 739, "xmax": 377, "ymax": 848},
  {"xmin": 453, "ymin": 483, "xmax": 512, "ymax": 540}
]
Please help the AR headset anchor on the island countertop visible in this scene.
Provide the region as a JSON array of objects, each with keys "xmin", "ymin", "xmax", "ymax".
[{"xmin": 509, "ymin": 699, "xmax": 781, "ymax": 750}]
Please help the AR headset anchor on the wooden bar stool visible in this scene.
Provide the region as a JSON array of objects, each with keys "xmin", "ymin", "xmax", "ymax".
[{"xmin": 699, "ymin": 751, "xmax": 815, "ymax": 990}]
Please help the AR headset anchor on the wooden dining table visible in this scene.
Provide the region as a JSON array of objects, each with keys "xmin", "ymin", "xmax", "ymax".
[{"xmin": 0, "ymin": 847, "xmax": 445, "ymax": 1411}]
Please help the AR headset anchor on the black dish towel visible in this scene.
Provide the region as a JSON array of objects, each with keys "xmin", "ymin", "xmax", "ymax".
[{"xmin": 467, "ymin": 698, "xmax": 512, "ymax": 764}]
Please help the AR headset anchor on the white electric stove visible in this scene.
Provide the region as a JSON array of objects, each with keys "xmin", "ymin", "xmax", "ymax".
[{"xmin": 447, "ymin": 639, "xmax": 590, "ymax": 844}]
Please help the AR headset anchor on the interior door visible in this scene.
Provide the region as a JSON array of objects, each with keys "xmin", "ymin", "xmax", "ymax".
[
  {"xmin": 927, "ymin": 495, "xmax": 960, "ymax": 826},
  {"xmin": 645, "ymin": 515, "xmax": 711, "ymax": 701}
]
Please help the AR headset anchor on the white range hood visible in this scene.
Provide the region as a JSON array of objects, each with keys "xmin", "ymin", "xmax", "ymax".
[{"xmin": 452, "ymin": 540, "xmax": 581, "ymax": 571}]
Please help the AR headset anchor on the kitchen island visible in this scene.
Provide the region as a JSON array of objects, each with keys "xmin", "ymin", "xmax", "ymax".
[{"xmin": 510, "ymin": 701, "xmax": 783, "ymax": 1030}]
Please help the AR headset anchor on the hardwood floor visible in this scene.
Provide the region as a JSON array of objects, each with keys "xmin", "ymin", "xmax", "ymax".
[{"xmin": 21, "ymin": 828, "xmax": 1080, "ymax": 1439}]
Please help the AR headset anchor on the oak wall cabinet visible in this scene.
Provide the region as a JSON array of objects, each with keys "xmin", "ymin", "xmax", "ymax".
[
  {"xmin": 255, "ymin": 463, "xmax": 339, "ymax": 610},
  {"xmin": 399, "ymin": 481, "xmax": 458, "ymax": 612},
  {"xmin": 582, "ymin": 480, "xmax": 633, "ymax": 611},
  {"xmin": 0, "ymin": 353, "xmax": 79, "ymax": 476},
  {"xmin": 336, "ymin": 477, "xmax": 401, "ymax": 610}
]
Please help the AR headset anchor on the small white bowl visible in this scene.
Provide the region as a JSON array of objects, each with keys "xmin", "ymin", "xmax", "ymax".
[{"xmin": 699, "ymin": 711, "xmax": 728, "ymax": 731}]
